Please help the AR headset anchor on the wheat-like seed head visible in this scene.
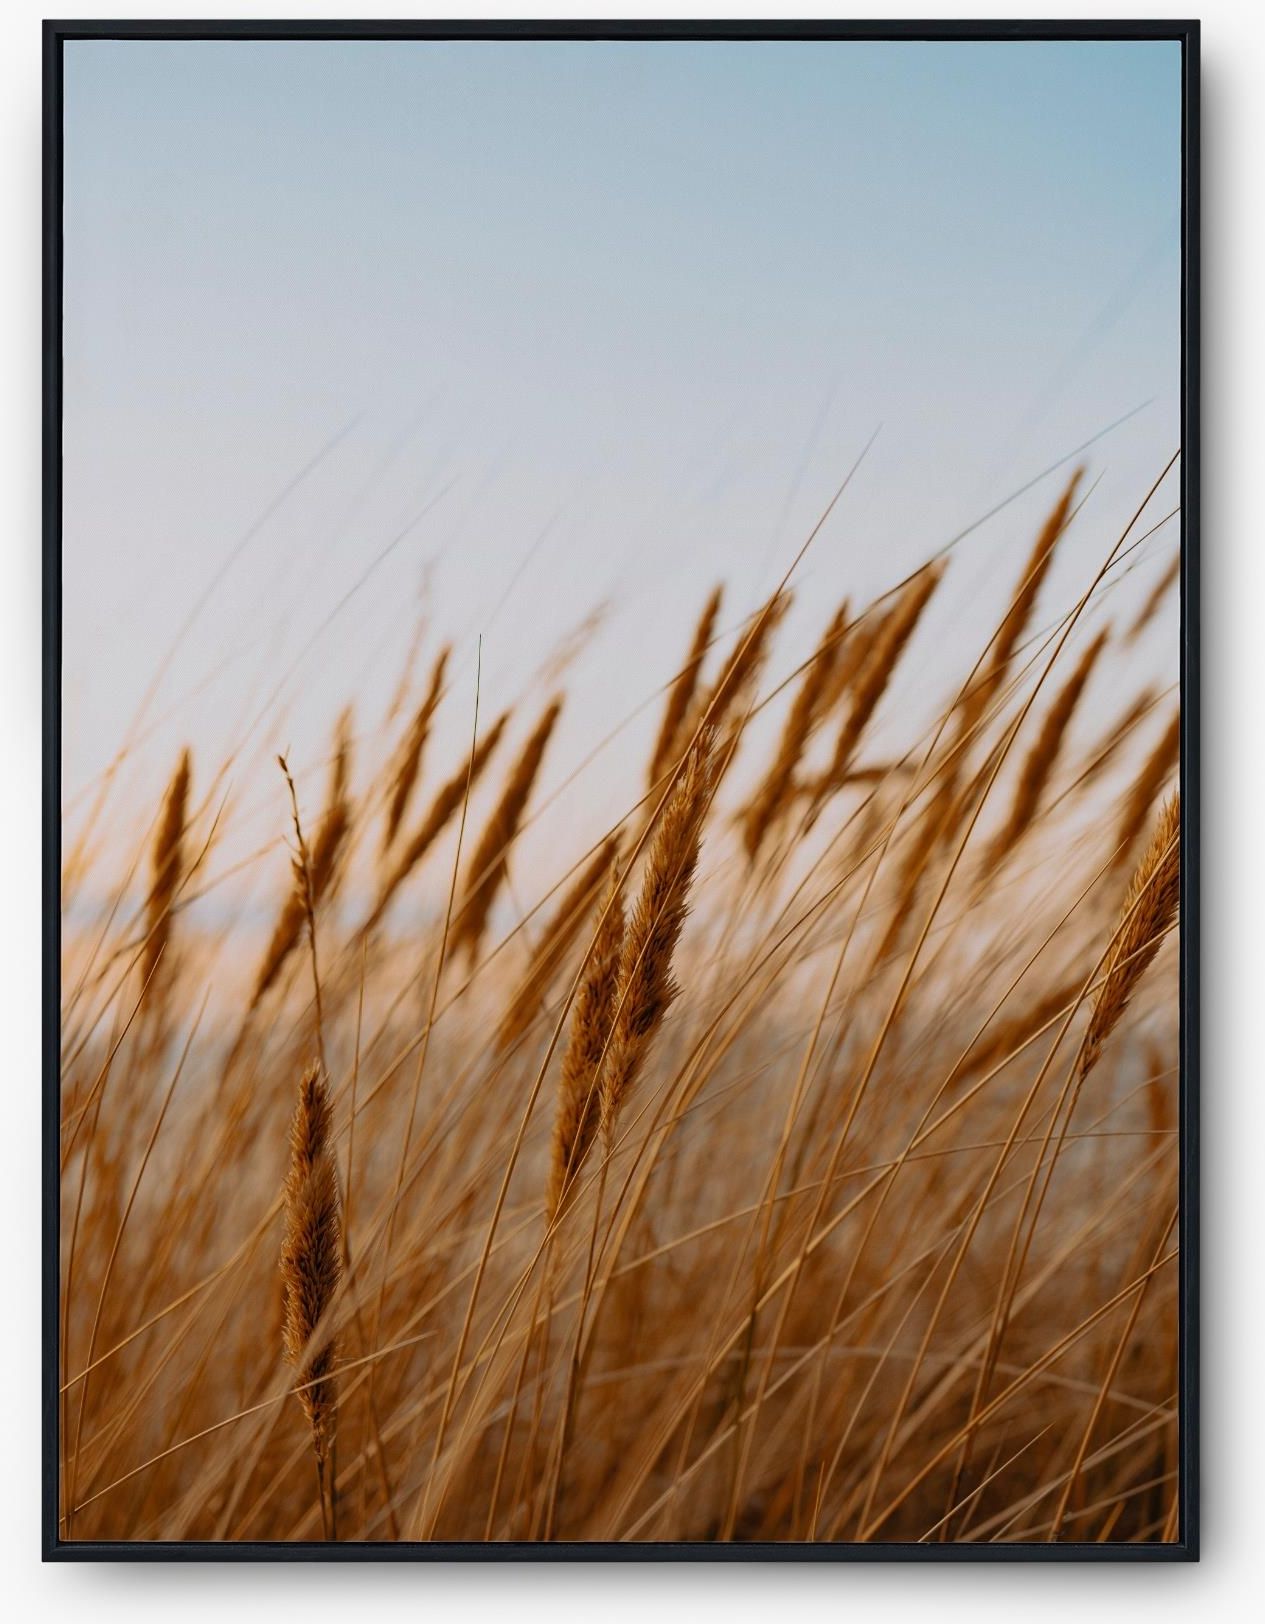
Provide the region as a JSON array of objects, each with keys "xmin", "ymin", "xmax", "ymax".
[
  {"xmin": 61, "ymin": 454, "xmax": 1184, "ymax": 1545},
  {"xmin": 648, "ymin": 585, "xmax": 723, "ymax": 789},
  {"xmin": 367, "ymin": 710, "xmax": 510, "ymax": 931},
  {"xmin": 280, "ymin": 1063, "xmax": 343, "ymax": 1467},
  {"xmin": 547, "ymin": 861, "xmax": 626, "ymax": 1221},
  {"xmin": 1076, "ymin": 686, "xmax": 1159, "ymax": 797},
  {"xmin": 1081, "ymin": 792, "xmax": 1180, "ymax": 1082},
  {"xmin": 253, "ymin": 721, "xmax": 353, "ymax": 1008},
  {"xmin": 824, "ymin": 564, "xmax": 943, "ymax": 791},
  {"xmin": 383, "ymin": 644, "xmax": 450, "ymax": 853},
  {"xmin": 1112, "ymin": 708, "xmax": 1180, "ymax": 867},
  {"xmin": 812, "ymin": 600, "xmax": 871, "ymax": 724},
  {"xmin": 498, "ymin": 835, "xmax": 620, "ymax": 1054},
  {"xmin": 451, "ymin": 697, "xmax": 563, "ymax": 963},
  {"xmin": 1126, "ymin": 552, "xmax": 1180, "ymax": 644},
  {"xmin": 989, "ymin": 627, "xmax": 1110, "ymax": 863},
  {"xmin": 142, "ymin": 747, "xmax": 191, "ymax": 992},
  {"xmin": 963, "ymin": 467, "xmax": 1082, "ymax": 734},
  {"xmin": 703, "ymin": 591, "xmax": 790, "ymax": 739},
  {"xmin": 600, "ymin": 731, "xmax": 717, "ymax": 1146},
  {"xmin": 308, "ymin": 714, "xmax": 354, "ymax": 904},
  {"xmin": 949, "ymin": 976, "xmax": 1086, "ymax": 1090},
  {"xmin": 742, "ymin": 599, "xmax": 851, "ymax": 864}
]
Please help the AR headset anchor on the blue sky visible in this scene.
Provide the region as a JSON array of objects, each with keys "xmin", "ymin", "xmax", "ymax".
[{"xmin": 61, "ymin": 37, "xmax": 1182, "ymax": 858}]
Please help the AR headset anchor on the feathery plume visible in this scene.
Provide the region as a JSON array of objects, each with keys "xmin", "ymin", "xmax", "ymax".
[
  {"xmin": 383, "ymin": 610, "xmax": 430, "ymax": 728},
  {"xmin": 600, "ymin": 732, "xmax": 716, "ymax": 1146},
  {"xmin": 307, "ymin": 714, "xmax": 354, "ymax": 903},
  {"xmin": 873, "ymin": 496, "xmax": 1075, "ymax": 956},
  {"xmin": 253, "ymin": 721, "xmax": 353, "ymax": 1008},
  {"xmin": 989, "ymin": 628, "xmax": 1109, "ymax": 862},
  {"xmin": 1126, "ymin": 552, "xmax": 1180, "ymax": 644},
  {"xmin": 648, "ymin": 586, "xmax": 723, "ymax": 788},
  {"xmin": 141, "ymin": 748, "xmax": 191, "ymax": 992},
  {"xmin": 451, "ymin": 698, "xmax": 563, "ymax": 963},
  {"xmin": 1081, "ymin": 794, "xmax": 1180, "ymax": 1082},
  {"xmin": 1112, "ymin": 708, "xmax": 1180, "ymax": 866},
  {"xmin": 547, "ymin": 863, "xmax": 626, "ymax": 1220},
  {"xmin": 366, "ymin": 710, "xmax": 510, "ymax": 931},
  {"xmin": 703, "ymin": 590, "xmax": 790, "ymax": 737},
  {"xmin": 949, "ymin": 977, "xmax": 1085, "ymax": 1090},
  {"xmin": 963, "ymin": 468, "xmax": 1082, "ymax": 734},
  {"xmin": 382, "ymin": 644, "xmax": 450, "ymax": 853},
  {"xmin": 280, "ymin": 1064, "xmax": 343, "ymax": 1530},
  {"xmin": 810, "ymin": 600, "xmax": 870, "ymax": 724},
  {"xmin": 742, "ymin": 600, "xmax": 852, "ymax": 863},
  {"xmin": 823, "ymin": 565, "xmax": 943, "ymax": 793},
  {"xmin": 1075, "ymin": 686, "xmax": 1159, "ymax": 797},
  {"xmin": 498, "ymin": 836, "xmax": 620, "ymax": 1053}
]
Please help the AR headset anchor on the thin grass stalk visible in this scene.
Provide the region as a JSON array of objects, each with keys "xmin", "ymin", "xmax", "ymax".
[{"xmin": 253, "ymin": 722, "xmax": 352, "ymax": 1007}]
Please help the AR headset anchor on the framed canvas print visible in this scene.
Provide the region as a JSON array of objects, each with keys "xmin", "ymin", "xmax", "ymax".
[{"xmin": 44, "ymin": 20, "xmax": 1198, "ymax": 1560}]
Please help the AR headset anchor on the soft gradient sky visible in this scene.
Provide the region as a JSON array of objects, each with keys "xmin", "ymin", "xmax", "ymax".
[{"xmin": 61, "ymin": 37, "xmax": 1182, "ymax": 871}]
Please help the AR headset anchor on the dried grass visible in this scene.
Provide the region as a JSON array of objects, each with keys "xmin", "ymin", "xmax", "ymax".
[{"xmin": 59, "ymin": 480, "xmax": 1182, "ymax": 1548}]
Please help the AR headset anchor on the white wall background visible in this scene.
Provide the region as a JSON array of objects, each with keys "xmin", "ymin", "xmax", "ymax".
[{"xmin": 1, "ymin": 2, "xmax": 1259, "ymax": 1617}]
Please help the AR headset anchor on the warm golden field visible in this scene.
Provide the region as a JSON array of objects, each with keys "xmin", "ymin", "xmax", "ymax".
[{"xmin": 58, "ymin": 463, "xmax": 1182, "ymax": 1545}]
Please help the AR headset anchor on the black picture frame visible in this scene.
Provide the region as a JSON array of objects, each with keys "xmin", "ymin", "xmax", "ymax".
[{"xmin": 42, "ymin": 16, "xmax": 1200, "ymax": 1564}]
